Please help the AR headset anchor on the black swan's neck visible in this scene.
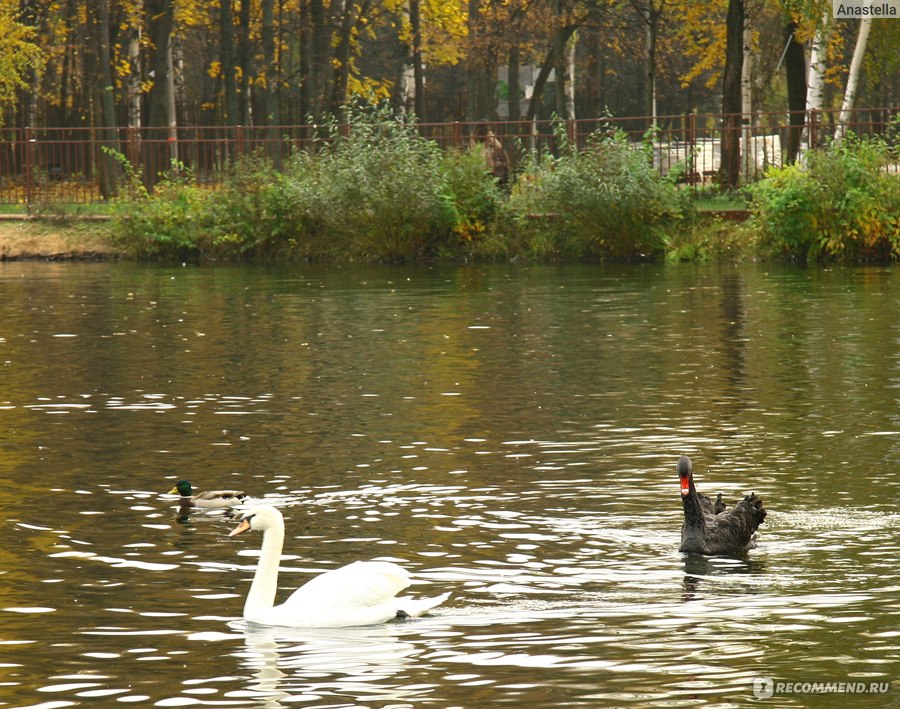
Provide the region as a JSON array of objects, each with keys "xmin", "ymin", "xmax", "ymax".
[
  {"xmin": 681, "ymin": 485, "xmax": 707, "ymax": 529},
  {"xmin": 679, "ymin": 456, "xmax": 705, "ymax": 525}
]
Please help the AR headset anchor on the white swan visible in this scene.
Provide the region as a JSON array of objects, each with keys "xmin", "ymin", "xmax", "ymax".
[{"xmin": 228, "ymin": 504, "xmax": 450, "ymax": 627}]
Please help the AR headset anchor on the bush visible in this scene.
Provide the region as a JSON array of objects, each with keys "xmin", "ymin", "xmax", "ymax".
[
  {"xmin": 109, "ymin": 163, "xmax": 211, "ymax": 261},
  {"xmin": 202, "ymin": 152, "xmax": 309, "ymax": 261},
  {"xmin": 310, "ymin": 104, "xmax": 456, "ymax": 261},
  {"xmin": 504, "ymin": 130, "xmax": 685, "ymax": 259},
  {"xmin": 108, "ymin": 107, "xmax": 462, "ymax": 262},
  {"xmin": 437, "ymin": 147, "xmax": 507, "ymax": 255},
  {"xmin": 749, "ymin": 135, "xmax": 900, "ymax": 262}
]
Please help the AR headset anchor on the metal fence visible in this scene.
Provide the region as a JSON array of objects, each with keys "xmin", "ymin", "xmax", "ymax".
[{"xmin": 0, "ymin": 107, "xmax": 895, "ymax": 208}]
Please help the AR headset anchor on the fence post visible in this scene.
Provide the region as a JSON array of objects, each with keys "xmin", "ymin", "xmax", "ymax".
[
  {"xmin": 126, "ymin": 125, "xmax": 139, "ymax": 172},
  {"xmin": 24, "ymin": 126, "xmax": 35, "ymax": 213},
  {"xmin": 236, "ymin": 124, "xmax": 244, "ymax": 159},
  {"xmin": 808, "ymin": 109, "xmax": 818, "ymax": 150},
  {"xmin": 686, "ymin": 111, "xmax": 696, "ymax": 190}
]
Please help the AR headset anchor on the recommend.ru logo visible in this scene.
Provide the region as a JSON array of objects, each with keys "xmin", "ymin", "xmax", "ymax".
[{"xmin": 753, "ymin": 677, "xmax": 891, "ymax": 699}]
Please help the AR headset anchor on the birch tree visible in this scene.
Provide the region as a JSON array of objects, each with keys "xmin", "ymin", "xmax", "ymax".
[
  {"xmin": 835, "ymin": 14, "xmax": 872, "ymax": 141},
  {"xmin": 804, "ymin": 0, "xmax": 830, "ymax": 146},
  {"xmin": 631, "ymin": 0, "xmax": 666, "ymax": 130}
]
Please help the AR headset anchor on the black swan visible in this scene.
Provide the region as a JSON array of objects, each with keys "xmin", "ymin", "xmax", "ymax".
[{"xmin": 678, "ymin": 454, "xmax": 766, "ymax": 555}]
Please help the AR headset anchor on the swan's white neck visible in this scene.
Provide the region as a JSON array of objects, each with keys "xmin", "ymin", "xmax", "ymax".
[{"xmin": 244, "ymin": 521, "xmax": 284, "ymax": 619}]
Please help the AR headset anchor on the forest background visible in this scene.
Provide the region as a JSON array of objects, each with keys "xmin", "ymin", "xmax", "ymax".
[
  {"xmin": 1, "ymin": 0, "xmax": 898, "ymax": 135},
  {"xmin": 0, "ymin": 0, "xmax": 897, "ymax": 264}
]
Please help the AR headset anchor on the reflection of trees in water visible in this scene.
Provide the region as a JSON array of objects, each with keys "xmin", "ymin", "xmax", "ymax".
[{"xmin": 717, "ymin": 271, "xmax": 748, "ymax": 397}]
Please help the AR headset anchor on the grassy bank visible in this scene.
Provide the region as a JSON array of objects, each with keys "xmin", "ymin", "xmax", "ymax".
[
  {"xmin": 0, "ymin": 219, "xmax": 117, "ymax": 260},
  {"xmin": 3, "ymin": 112, "xmax": 897, "ymax": 265}
]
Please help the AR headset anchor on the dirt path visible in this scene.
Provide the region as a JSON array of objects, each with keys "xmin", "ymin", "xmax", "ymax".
[{"xmin": 0, "ymin": 219, "xmax": 118, "ymax": 260}]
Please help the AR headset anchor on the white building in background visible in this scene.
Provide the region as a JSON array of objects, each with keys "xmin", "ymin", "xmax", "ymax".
[{"xmin": 496, "ymin": 65, "xmax": 554, "ymax": 119}]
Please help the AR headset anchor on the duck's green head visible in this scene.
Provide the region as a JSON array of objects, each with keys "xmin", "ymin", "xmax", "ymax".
[{"xmin": 169, "ymin": 480, "xmax": 193, "ymax": 497}]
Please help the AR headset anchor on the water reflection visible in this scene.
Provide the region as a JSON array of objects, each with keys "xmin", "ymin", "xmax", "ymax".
[
  {"xmin": 0, "ymin": 262, "xmax": 898, "ymax": 706},
  {"xmin": 681, "ymin": 554, "xmax": 767, "ymax": 601},
  {"xmin": 233, "ymin": 621, "xmax": 424, "ymax": 706}
]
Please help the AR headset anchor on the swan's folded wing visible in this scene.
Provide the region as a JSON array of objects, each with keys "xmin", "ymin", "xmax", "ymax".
[{"xmin": 280, "ymin": 560, "xmax": 412, "ymax": 612}]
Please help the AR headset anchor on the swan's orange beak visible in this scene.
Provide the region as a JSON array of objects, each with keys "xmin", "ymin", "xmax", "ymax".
[
  {"xmin": 229, "ymin": 518, "xmax": 252, "ymax": 537},
  {"xmin": 680, "ymin": 475, "xmax": 691, "ymax": 496}
]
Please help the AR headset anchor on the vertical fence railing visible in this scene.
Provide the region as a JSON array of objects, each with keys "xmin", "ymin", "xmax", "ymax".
[
  {"xmin": 24, "ymin": 126, "xmax": 34, "ymax": 209},
  {"xmin": 1, "ymin": 106, "xmax": 895, "ymax": 207}
]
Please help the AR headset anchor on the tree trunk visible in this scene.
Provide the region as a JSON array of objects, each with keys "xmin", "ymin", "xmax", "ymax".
[
  {"xmin": 564, "ymin": 32, "xmax": 576, "ymax": 120},
  {"xmin": 507, "ymin": 46, "xmax": 521, "ymax": 122},
  {"xmin": 645, "ymin": 12, "xmax": 657, "ymax": 129},
  {"xmin": 741, "ymin": 13, "xmax": 752, "ymax": 115},
  {"xmin": 410, "ymin": 0, "xmax": 425, "ymax": 120},
  {"xmin": 553, "ymin": 12, "xmax": 566, "ymax": 117},
  {"xmin": 805, "ymin": 6, "xmax": 830, "ymax": 113},
  {"xmin": 93, "ymin": 0, "xmax": 120, "ymax": 198},
  {"xmin": 306, "ymin": 0, "xmax": 331, "ymax": 119},
  {"xmin": 806, "ymin": 4, "xmax": 831, "ymax": 148},
  {"xmin": 466, "ymin": 0, "xmax": 496, "ymax": 120},
  {"xmin": 582, "ymin": 29, "xmax": 602, "ymax": 119},
  {"xmin": 783, "ymin": 20, "xmax": 806, "ymax": 163},
  {"xmin": 58, "ymin": 0, "xmax": 77, "ymax": 127},
  {"xmin": 329, "ymin": 2, "xmax": 354, "ymax": 114},
  {"xmin": 220, "ymin": 0, "xmax": 238, "ymax": 126},
  {"xmin": 127, "ymin": 23, "xmax": 142, "ymax": 131},
  {"xmin": 19, "ymin": 0, "xmax": 40, "ymax": 129},
  {"xmin": 836, "ymin": 16, "xmax": 872, "ymax": 142},
  {"xmin": 261, "ymin": 0, "xmax": 282, "ymax": 164},
  {"xmin": 526, "ymin": 25, "xmax": 577, "ymax": 123},
  {"xmin": 261, "ymin": 0, "xmax": 279, "ymax": 123},
  {"xmin": 146, "ymin": 0, "xmax": 176, "ymax": 186},
  {"xmin": 741, "ymin": 9, "xmax": 752, "ymax": 177},
  {"xmin": 720, "ymin": 0, "xmax": 743, "ymax": 188},
  {"xmin": 804, "ymin": 4, "xmax": 830, "ymax": 147},
  {"xmin": 632, "ymin": 0, "xmax": 661, "ymax": 131},
  {"xmin": 238, "ymin": 0, "xmax": 252, "ymax": 126}
]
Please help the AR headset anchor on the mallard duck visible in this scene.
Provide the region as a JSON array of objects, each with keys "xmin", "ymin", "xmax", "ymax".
[
  {"xmin": 168, "ymin": 480, "xmax": 246, "ymax": 509},
  {"xmin": 228, "ymin": 504, "xmax": 450, "ymax": 627},
  {"xmin": 678, "ymin": 454, "xmax": 767, "ymax": 556}
]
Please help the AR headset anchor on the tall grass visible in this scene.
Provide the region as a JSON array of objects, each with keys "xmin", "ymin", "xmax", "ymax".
[
  {"xmin": 111, "ymin": 106, "xmax": 495, "ymax": 262},
  {"xmin": 503, "ymin": 129, "xmax": 686, "ymax": 259},
  {"xmin": 109, "ymin": 108, "xmax": 900, "ymax": 264}
]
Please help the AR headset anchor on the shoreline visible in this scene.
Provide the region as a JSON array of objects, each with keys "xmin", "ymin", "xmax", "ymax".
[
  {"xmin": 0, "ymin": 211, "xmax": 755, "ymax": 264},
  {"xmin": 0, "ymin": 219, "xmax": 118, "ymax": 261}
]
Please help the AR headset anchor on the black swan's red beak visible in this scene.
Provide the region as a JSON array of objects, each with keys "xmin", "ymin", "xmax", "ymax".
[{"xmin": 678, "ymin": 454, "xmax": 692, "ymax": 496}]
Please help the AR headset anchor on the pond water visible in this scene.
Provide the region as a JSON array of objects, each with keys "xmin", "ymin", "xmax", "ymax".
[{"xmin": 0, "ymin": 261, "xmax": 898, "ymax": 708}]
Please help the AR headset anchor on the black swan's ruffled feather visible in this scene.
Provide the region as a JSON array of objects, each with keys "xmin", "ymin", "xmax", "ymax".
[{"xmin": 678, "ymin": 454, "xmax": 767, "ymax": 556}]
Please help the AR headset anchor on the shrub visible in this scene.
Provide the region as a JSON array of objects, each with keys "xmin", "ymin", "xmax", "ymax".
[
  {"xmin": 310, "ymin": 104, "xmax": 456, "ymax": 261},
  {"xmin": 504, "ymin": 129, "xmax": 685, "ymax": 259},
  {"xmin": 109, "ymin": 162, "xmax": 210, "ymax": 261},
  {"xmin": 749, "ymin": 135, "xmax": 900, "ymax": 262},
  {"xmin": 201, "ymin": 152, "xmax": 308, "ymax": 261},
  {"xmin": 108, "ymin": 107, "xmax": 460, "ymax": 262},
  {"xmin": 437, "ymin": 147, "xmax": 507, "ymax": 255}
]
